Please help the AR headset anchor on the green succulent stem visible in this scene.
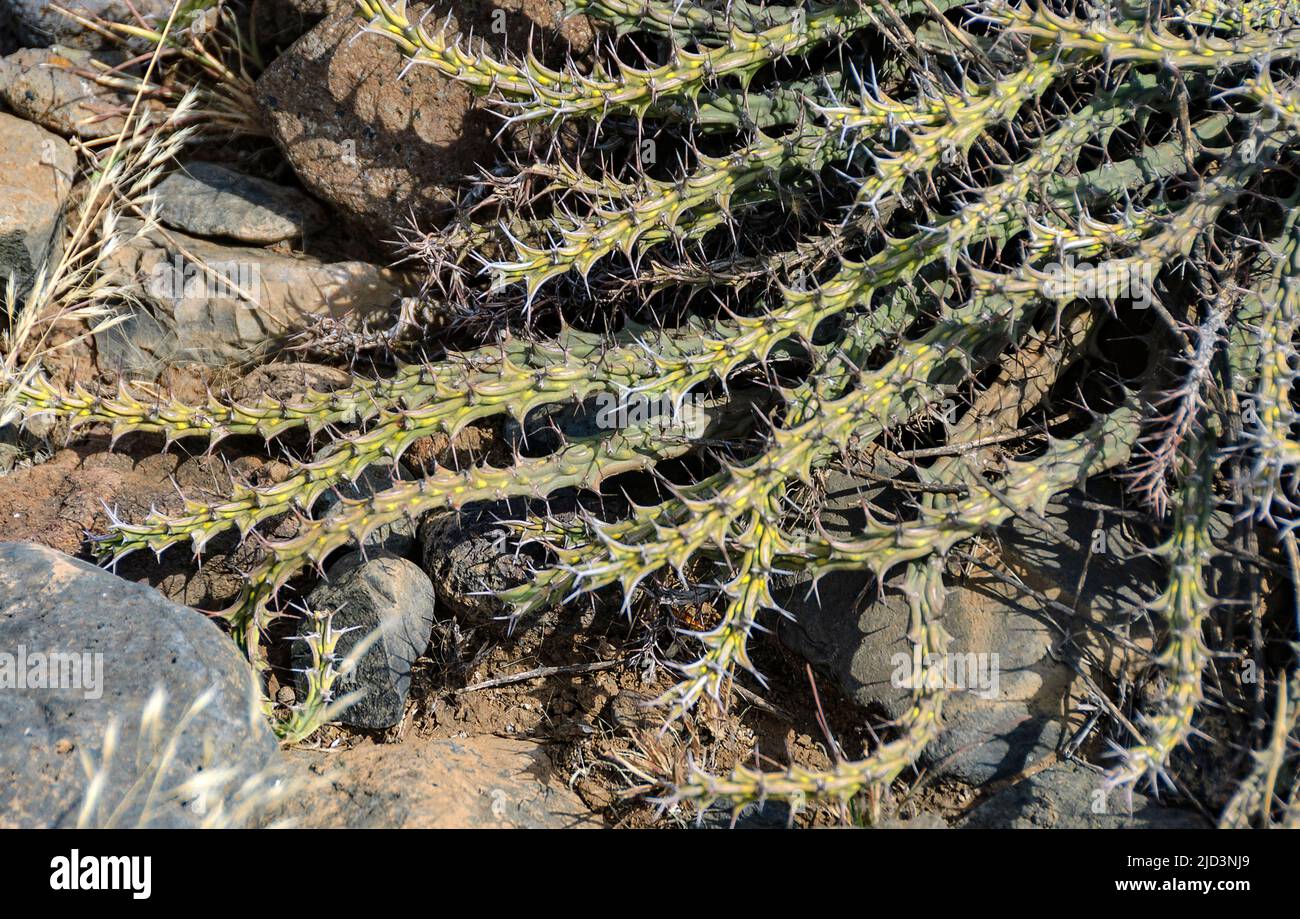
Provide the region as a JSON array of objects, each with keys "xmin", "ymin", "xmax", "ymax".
[
  {"xmin": 989, "ymin": 2, "xmax": 1300, "ymax": 65},
  {"xmin": 355, "ymin": 0, "xmax": 876, "ymax": 121},
  {"xmin": 1106, "ymin": 436, "xmax": 1217, "ymax": 789},
  {"xmin": 670, "ymin": 558, "xmax": 950, "ymax": 808},
  {"xmin": 1179, "ymin": 0, "xmax": 1300, "ymax": 33}
]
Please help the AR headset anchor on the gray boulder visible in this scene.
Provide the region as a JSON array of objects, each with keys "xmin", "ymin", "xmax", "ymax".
[
  {"xmin": 0, "ymin": 112, "xmax": 75, "ymax": 303},
  {"xmin": 293, "ymin": 552, "xmax": 436, "ymax": 729},
  {"xmin": 3, "ymin": 0, "xmax": 174, "ymax": 49},
  {"xmin": 0, "ymin": 542, "xmax": 281, "ymax": 828},
  {"xmin": 152, "ymin": 162, "xmax": 327, "ymax": 244},
  {"xmin": 958, "ymin": 762, "xmax": 1207, "ymax": 828}
]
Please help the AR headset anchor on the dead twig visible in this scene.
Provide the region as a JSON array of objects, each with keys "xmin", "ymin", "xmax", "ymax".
[{"xmin": 456, "ymin": 659, "xmax": 623, "ymax": 694}]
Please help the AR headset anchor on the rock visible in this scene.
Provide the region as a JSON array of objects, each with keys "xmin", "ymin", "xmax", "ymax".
[
  {"xmin": 0, "ymin": 112, "xmax": 75, "ymax": 303},
  {"xmin": 275, "ymin": 734, "xmax": 600, "ymax": 827},
  {"xmin": 254, "ymin": 7, "xmax": 492, "ymax": 238},
  {"xmin": 781, "ymin": 570, "xmax": 1071, "ymax": 786},
  {"xmin": 229, "ymin": 360, "xmax": 352, "ymax": 404},
  {"xmin": 0, "ymin": 46, "xmax": 130, "ymax": 139},
  {"xmin": 0, "ymin": 424, "xmax": 49, "ymax": 476},
  {"xmin": 0, "ymin": 425, "xmax": 24, "ymax": 475},
  {"xmin": 312, "ymin": 462, "xmax": 417, "ymax": 558},
  {"xmin": 293, "ymin": 552, "xmax": 436, "ymax": 729},
  {"xmin": 0, "ymin": 440, "xmax": 17, "ymax": 475},
  {"xmin": 958, "ymin": 762, "xmax": 1207, "ymax": 828},
  {"xmin": 504, "ymin": 399, "xmax": 606, "ymax": 456},
  {"xmin": 696, "ymin": 800, "xmax": 792, "ymax": 829},
  {"xmin": 415, "ymin": 496, "xmax": 622, "ymax": 653},
  {"xmin": 598, "ymin": 689, "xmax": 659, "ymax": 736},
  {"xmin": 0, "ymin": 542, "xmax": 281, "ymax": 827},
  {"xmin": 507, "ymin": 390, "xmax": 769, "ymax": 457},
  {"xmin": 3, "ymin": 0, "xmax": 174, "ymax": 49},
  {"xmin": 401, "ymin": 423, "xmax": 497, "ymax": 476},
  {"xmin": 152, "ymin": 162, "xmax": 327, "ymax": 244},
  {"xmin": 255, "ymin": 3, "xmax": 592, "ymax": 238},
  {"xmin": 93, "ymin": 224, "xmax": 401, "ymax": 373},
  {"xmin": 778, "ymin": 472, "xmax": 1159, "ymax": 786},
  {"xmin": 418, "ymin": 505, "xmax": 536, "ymax": 629}
]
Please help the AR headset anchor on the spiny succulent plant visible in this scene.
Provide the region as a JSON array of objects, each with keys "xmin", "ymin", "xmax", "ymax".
[{"xmin": 13, "ymin": 0, "xmax": 1300, "ymax": 819}]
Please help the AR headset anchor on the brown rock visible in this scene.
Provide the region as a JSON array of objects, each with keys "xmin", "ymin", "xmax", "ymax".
[
  {"xmin": 0, "ymin": 46, "xmax": 130, "ymax": 139},
  {"xmin": 277, "ymin": 735, "xmax": 600, "ymax": 828},
  {"xmin": 95, "ymin": 224, "xmax": 402, "ymax": 373},
  {"xmin": 418, "ymin": 508, "xmax": 532, "ymax": 626},
  {"xmin": 254, "ymin": 2, "xmax": 592, "ymax": 240},
  {"xmin": 229, "ymin": 361, "xmax": 353, "ymax": 403}
]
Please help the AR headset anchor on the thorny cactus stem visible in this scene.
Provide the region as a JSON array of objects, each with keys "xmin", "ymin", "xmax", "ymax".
[
  {"xmin": 1180, "ymin": 0, "xmax": 1300, "ymax": 33},
  {"xmin": 667, "ymin": 558, "xmax": 950, "ymax": 811},
  {"xmin": 356, "ymin": 0, "xmax": 890, "ymax": 122},
  {"xmin": 1105, "ymin": 437, "xmax": 1217, "ymax": 791},
  {"xmin": 1244, "ymin": 218, "xmax": 1300, "ymax": 520},
  {"xmin": 986, "ymin": 3, "xmax": 1300, "ymax": 64},
  {"xmin": 28, "ymin": 84, "xmax": 1164, "ymax": 586},
  {"xmin": 567, "ymin": 0, "xmax": 799, "ymax": 38}
]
